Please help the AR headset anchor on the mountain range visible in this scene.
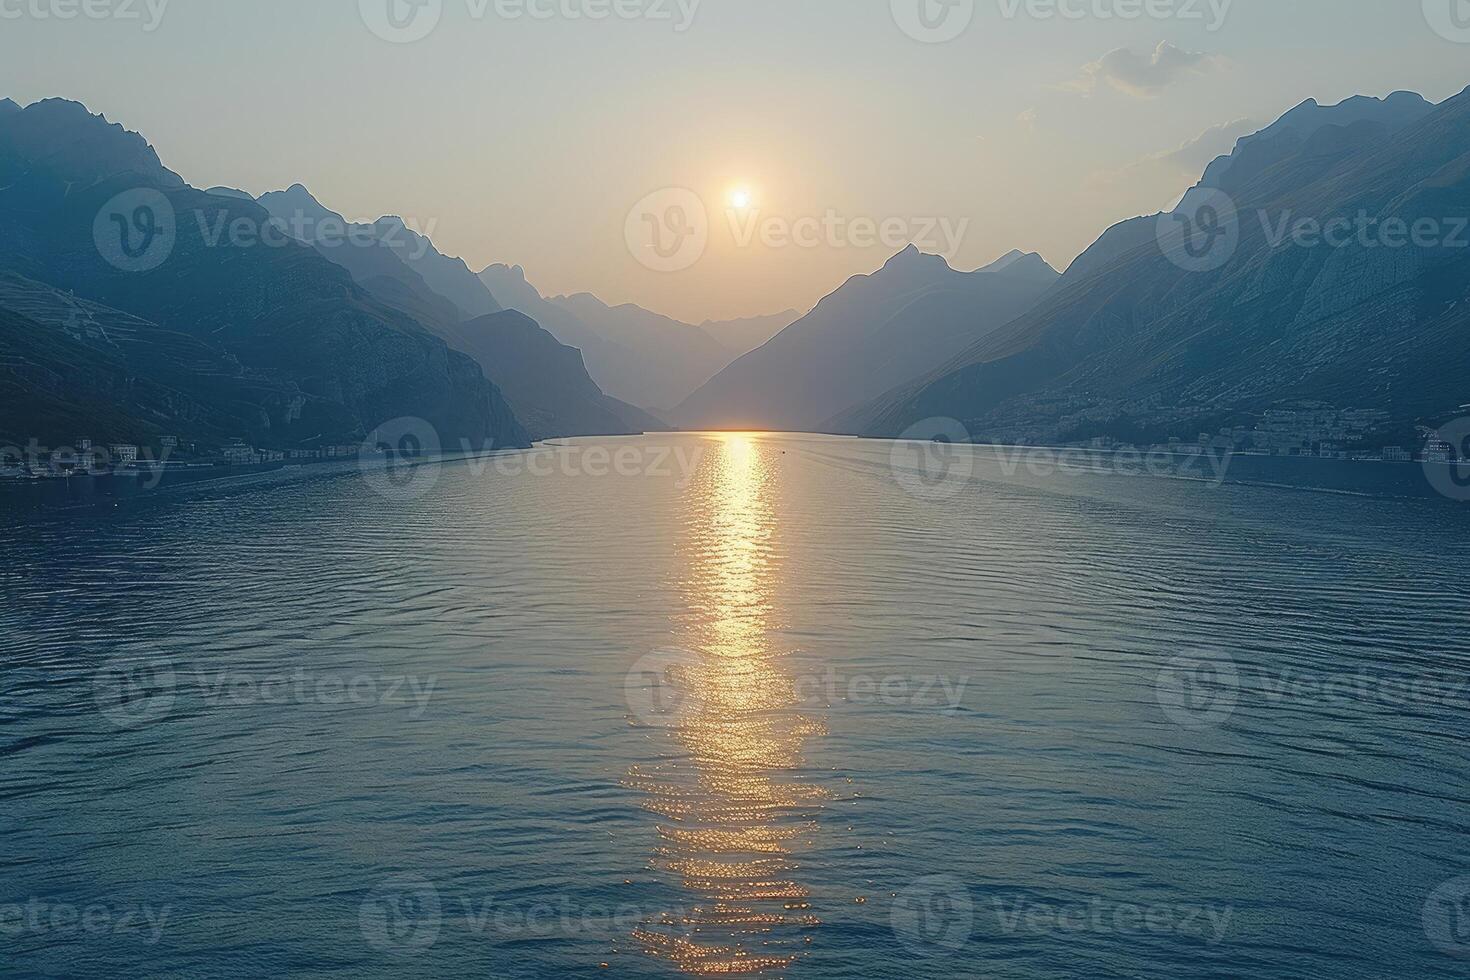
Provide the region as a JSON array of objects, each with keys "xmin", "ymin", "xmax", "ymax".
[
  {"xmin": 479, "ymin": 263, "xmax": 796, "ymax": 411},
  {"xmin": 673, "ymin": 246, "xmax": 1060, "ymax": 431},
  {"xmin": 0, "ymin": 97, "xmax": 774, "ymax": 452},
  {"xmin": 251, "ymin": 184, "xmax": 664, "ymax": 440},
  {"xmin": 834, "ymin": 88, "xmax": 1470, "ymax": 447},
  {"xmin": 3, "ymin": 87, "xmax": 1467, "ymax": 459},
  {"xmin": 0, "ymin": 98, "xmax": 526, "ymax": 452}
]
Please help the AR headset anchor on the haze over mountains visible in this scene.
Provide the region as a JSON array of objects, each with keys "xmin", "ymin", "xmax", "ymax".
[
  {"xmin": 252, "ymin": 185, "xmax": 663, "ymax": 439},
  {"xmin": 839, "ymin": 89, "xmax": 1470, "ymax": 447},
  {"xmin": 442, "ymin": 310, "xmax": 665, "ymax": 442},
  {"xmin": 673, "ymin": 246, "xmax": 1060, "ymax": 432},
  {"xmin": 479, "ymin": 263, "xmax": 796, "ymax": 411},
  {"xmin": 0, "ymin": 98, "xmax": 525, "ymax": 451},
  {"xmin": 0, "ymin": 98, "xmax": 780, "ymax": 452},
  {"xmin": 2, "ymin": 87, "xmax": 1466, "ymax": 457}
]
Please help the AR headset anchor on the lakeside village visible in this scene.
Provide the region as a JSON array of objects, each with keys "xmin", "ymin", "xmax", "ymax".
[
  {"xmin": 1, "ymin": 407, "xmax": 1464, "ymax": 481},
  {"xmin": 1077, "ymin": 408, "xmax": 1457, "ymax": 463}
]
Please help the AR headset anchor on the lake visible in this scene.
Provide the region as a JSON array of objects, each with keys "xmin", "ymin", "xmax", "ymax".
[{"xmin": 3, "ymin": 432, "xmax": 1468, "ymax": 978}]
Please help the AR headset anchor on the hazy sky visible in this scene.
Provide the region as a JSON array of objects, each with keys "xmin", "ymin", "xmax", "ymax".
[{"xmin": 2, "ymin": 0, "xmax": 1468, "ymax": 321}]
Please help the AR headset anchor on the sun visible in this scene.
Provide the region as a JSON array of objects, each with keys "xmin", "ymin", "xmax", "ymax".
[{"xmin": 728, "ymin": 188, "xmax": 753, "ymax": 210}]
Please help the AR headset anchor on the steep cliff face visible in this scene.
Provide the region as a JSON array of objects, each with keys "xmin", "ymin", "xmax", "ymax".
[
  {"xmin": 256, "ymin": 184, "xmax": 468, "ymax": 330},
  {"xmin": 0, "ymin": 271, "xmax": 304, "ymax": 447},
  {"xmin": 255, "ymin": 187, "xmax": 658, "ymax": 441},
  {"xmin": 446, "ymin": 310, "xmax": 663, "ymax": 441},
  {"xmin": 0, "ymin": 99, "xmax": 529, "ymax": 451},
  {"xmin": 849, "ymin": 90, "xmax": 1470, "ymax": 444}
]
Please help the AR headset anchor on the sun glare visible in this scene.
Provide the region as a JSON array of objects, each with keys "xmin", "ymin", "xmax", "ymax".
[{"xmin": 729, "ymin": 188, "xmax": 753, "ymax": 210}]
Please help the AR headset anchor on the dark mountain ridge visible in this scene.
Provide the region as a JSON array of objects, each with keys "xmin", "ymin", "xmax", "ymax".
[
  {"xmin": 0, "ymin": 98, "xmax": 528, "ymax": 451},
  {"xmin": 845, "ymin": 88, "xmax": 1470, "ymax": 447},
  {"xmin": 447, "ymin": 310, "xmax": 664, "ymax": 441}
]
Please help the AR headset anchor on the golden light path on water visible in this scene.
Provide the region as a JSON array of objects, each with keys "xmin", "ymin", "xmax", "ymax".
[{"xmin": 625, "ymin": 434, "xmax": 831, "ymax": 975}]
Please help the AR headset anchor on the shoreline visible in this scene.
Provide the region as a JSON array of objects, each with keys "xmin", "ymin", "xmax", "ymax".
[{"xmin": 0, "ymin": 433, "xmax": 1461, "ymax": 512}]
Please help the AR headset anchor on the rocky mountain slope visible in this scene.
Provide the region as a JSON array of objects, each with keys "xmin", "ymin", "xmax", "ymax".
[
  {"xmin": 0, "ymin": 99, "xmax": 527, "ymax": 452},
  {"xmin": 481, "ymin": 264, "xmax": 795, "ymax": 412},
  {"xmin": 845, "ymin": 90, "xmax": 1470, "ymax": 447},
  {"xmin": 444, "ymin": 311, "xmax": 664, "ymax": 441}
]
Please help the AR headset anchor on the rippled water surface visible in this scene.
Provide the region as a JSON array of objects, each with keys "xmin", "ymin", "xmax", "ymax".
[{"xmin": 3, "ymin": 433, "xmax": 1469, "ymax": 979}]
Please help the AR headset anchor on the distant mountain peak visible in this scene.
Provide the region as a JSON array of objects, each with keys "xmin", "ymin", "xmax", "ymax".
[
  {"xmin": 1271, "ymin": 90, "xmax": 1431, "ymax": 133},
  {"xmin": 881, "ymin": 244, "xmax": 951, "ymax": 273},
  {"xmin": 271, "ymin": 182, "xmax": 329, "ymax": 210},
  {"xmin": 986, "ymin": 248, "xmax": 1028, "ymax": 269},
  {"xmin": 0, "ymin": 98, "xmax": 20, "ymax": 115},
  {"xmin": 0, "ymin": 96, "xmax": 182, "ymax": 189},
  {"xmin": 258, "ymin": 183, "xmax": 334, "ymax": 221},
  {"xmin": 981, "ymin": 250, "xmax": 1057, "ymax": 278},
  {"xmin": 984, "ymin": 252, "xmax": 1060, "ymax": 286},
  {"xmin": 1196, "ymin": 90, "xmax": 1435, "ymax": 194}
]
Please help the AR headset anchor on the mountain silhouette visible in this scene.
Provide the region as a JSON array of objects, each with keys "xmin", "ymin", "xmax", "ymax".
[
  {"xmin": 480, "ymin": 263, "xmax": 788, "ymax": 411},
  {"xmin": 255, "ymin": 190, "xmax": 658, "ymax": 440},
  {"xmin": 675, "ymin": 245, "xmax": 1059, "ymax": 431},
  {"xmin": 698, "ymin": 310, "xmax": 799, "ymax": 358},
  {"xmin": 374, "ymin": 215, "xmax": 502, "ymax": 320},
  {"xmin": 547, "ymin": 292, "xmax": 740, "ymax": 410},
  {"xmin": 845, "ymin": 89, "xmax": 1470, "ymax": 446},
  {"xmin": 445, "ymin": 311, "xmax": 663, "ymax": 441},
  {"xmin": 256, "ymin": 184, "xmax": 467, "ymax": 329},
  {"xmin": 0, "ymin": 98, "xmax": 528, "ymax": 451}
]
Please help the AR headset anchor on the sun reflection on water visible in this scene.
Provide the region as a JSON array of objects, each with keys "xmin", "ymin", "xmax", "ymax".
[{"xmin": 625, "ymin": 434, "xmax": 830, "ymax": 975}]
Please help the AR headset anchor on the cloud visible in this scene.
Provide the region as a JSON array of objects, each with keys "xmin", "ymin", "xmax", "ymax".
[
  {"xmin": 1064, "ymin": 42, "xmax": 1223, "ymax": 99},
  {"xmin": 1017, "ymin": 107, "xmax": 1038, "ymax": 133},
  {"xmin": 1085, "ymin": 117, "xmax": 1260, "ymax": 194},
  {"xmin": 1151, "ymin": 117, "xmax": 1259, "ymax": 174}
]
